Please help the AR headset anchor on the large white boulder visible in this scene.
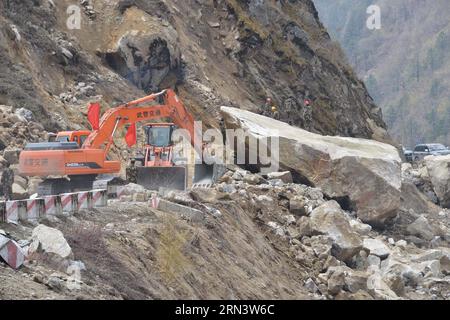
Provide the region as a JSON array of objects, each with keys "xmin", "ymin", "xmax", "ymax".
[
  {"xmin": 30, "ymin": 225, "xmax": 73, "ymax": 259},
  {"xmin": 221, "ymin": 107, "xmax": 402, "ymax": 226},
  {"xmin": 424, "ymin": 155, "xmax": 450, "ymax": 207}
]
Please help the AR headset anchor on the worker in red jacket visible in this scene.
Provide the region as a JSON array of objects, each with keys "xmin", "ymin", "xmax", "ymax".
[{"xmin": 303, "ymin": 98, "xmax": 313, "ymax": 131}]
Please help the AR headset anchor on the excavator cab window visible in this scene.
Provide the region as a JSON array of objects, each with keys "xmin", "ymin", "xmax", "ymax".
[
  {"xmin": 146, "ymin": 126, "xmax": 174, "ymax": 147},
  {"xmin": 56, "ymin": 136, "xmax": 70, "ymax": 143},
  {"xmin": 79, "ymin": 135, "xmax": 88, "ymax": 147},
  {"xmin": 48, "ymin": 133, "xmax": 57, "ymax": 142}
]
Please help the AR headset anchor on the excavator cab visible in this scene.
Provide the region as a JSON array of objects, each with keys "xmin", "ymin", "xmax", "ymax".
[
  {"xmin": 132, "ymin": 123, "xmax": 187, "ymax": 191},
  {"xmin": 146, "ymin": 124, "xmax": 174, "ymax": 148},
  {"xmin": 55, "ymin": 131, "xmax": 91, "ymax": 148},
  {"xmin": 131, "ymin": 123, "xmax": 225, "ymax": 191}
]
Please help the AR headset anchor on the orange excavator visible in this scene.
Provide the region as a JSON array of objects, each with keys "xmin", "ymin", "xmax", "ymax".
[{"xmin": 19, "ymin": 89, "xmax": 223, "ymax": 195}]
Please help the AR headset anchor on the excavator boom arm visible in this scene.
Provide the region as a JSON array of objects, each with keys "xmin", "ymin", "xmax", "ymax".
[{"xmin": 83, "ymin": 90, "xmax": 199, "ymax": 153}]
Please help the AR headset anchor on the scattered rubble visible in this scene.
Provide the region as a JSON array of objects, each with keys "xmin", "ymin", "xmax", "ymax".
[
  {"xmin": 406, "ymin": 216, "xmax": 437, "ymax": 241},
  {"xmin": 80, "ymin": 0, "xmax": 97, "ymax": 20},
  {"xmin": 363, "ymin": 239, "xmax": 390, "ymax": 260},
  {"xmin": 0, "ymin": 106, "xmax": 47, "ymax": 151},
  {"xmin": 1, "ymin": 163, "xmax": 450, "ymax": 300}
]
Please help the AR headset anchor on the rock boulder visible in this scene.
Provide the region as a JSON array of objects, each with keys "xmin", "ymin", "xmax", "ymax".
[
  {"xmin": 363, "ymin": 238, "xmax": 391, "ymax": 260},
  {"xmin": 424, "ymin": 155, "xmax": 450, "ymax": 208},
  {"xmin": 221, "ymin": 107, "xmax": 402, "ymax": 226},
  {"xmin": 310, "ymin": 201, "xmax": 363, "ymax": 262},
  {"xmin": 3, "ymin": 147, "xmax": 21, "ymax": 164},
  {"xmin": 12, "ymin": 183, "xmax": 28, "ymax": 200},
  {"xmin": 406, "ymin": 216, "xmax": 437, "ymax": 241},
  {"xmin": 266, "ymin": 171, "xmax": 293, "ymax": 183},
  {"xmin": 30, "ymin": 225, "xmax": 73, "ymax": 259}
]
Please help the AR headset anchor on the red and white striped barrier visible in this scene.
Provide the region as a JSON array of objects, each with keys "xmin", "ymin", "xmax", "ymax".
[
  {"xmin": 77, "ymin": 192, "xmax": 92, "ymax": 210},
  {"xmin": 61, "ymin": 193, "xmax": 78, "ymax": 215},
  {"xmin": 0, "ymin": 235, "xmax": 25, "ymax": 269},
  {"xmin": 5, "ymin": 201, "xmax": 19, "ymax": 224},
  {"xmin": 1, "ymin": 189, "xmax": 107, "ymax": 226},
  {"xmin": 44, "ymin": 195, "xmax": 62, "ymax": 216},
  {"xmin": 150, "ymin": 195, "xmax": 160, "ymax": 209},
  {"xmin": 92, "ymin": 190, "xmax": 107, "ymax": 207}
]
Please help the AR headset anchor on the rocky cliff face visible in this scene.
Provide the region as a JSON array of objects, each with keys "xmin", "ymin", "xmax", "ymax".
[{"xmin": 0, "ymin": 0, "xmax": 389, "ymax": 151}]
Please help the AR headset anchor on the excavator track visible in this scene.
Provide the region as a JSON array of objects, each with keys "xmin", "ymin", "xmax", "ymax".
[{"xmin": 37, "ymin": 175, "xmax": 98, "ymax": 196}]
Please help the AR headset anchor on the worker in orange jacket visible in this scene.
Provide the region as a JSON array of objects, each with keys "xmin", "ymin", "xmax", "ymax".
[{"xmin": 265, "ymin": 98, "xmax": 280, "ymax": 120}]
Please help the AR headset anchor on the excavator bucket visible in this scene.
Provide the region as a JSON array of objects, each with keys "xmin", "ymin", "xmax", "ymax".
[
  {"xmin": 193, "ymin": 163, "xmax": 227, "ymax": 187},
  {"xmin": 136, "ymin": 166, "xmax": 187, "ymax": 191}
]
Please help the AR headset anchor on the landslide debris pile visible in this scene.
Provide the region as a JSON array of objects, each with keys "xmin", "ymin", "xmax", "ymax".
[
  {"xmin": 1, "ymin": 0, "xmax": 449, "ymax": 301},
  {"xmin": 1, "ymin": 164, "xmax": 450, "ymax": 300},
  {"xmin": 2, "ymin": 111, "xmax": 450, "ymax": 300}
]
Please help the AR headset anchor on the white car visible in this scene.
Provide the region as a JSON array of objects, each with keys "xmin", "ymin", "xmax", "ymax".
[{"xmin": 412, "ymin": 144, "xmax": 450, "ymax": 161}]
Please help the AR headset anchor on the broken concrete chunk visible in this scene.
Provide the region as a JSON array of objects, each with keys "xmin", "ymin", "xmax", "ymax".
[
  {"xmin": 207, "ymin": 21, "xmax": 221, "ymax": 28},
  {"xmin": 243, "ymin": 174, "xmax": 264, "ymax": 185},
  {"xmin": 3, "ymin": 147, "xmax": 20, "ymax": 164},
  {"xmin": 156, "ymin": 199, "xmax": 204, "ymax": 223},
  {"xmin": 0, "ymin": 235, "xmax": 26, "ymax": 269}
]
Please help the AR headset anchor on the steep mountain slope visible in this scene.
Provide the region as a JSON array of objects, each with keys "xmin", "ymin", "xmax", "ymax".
[
  {"xmin": 3, "ymin": 1, "xmax": 450, "ymax": 302},
  {"xmin": 0, "ymin": 0, "xmax": 389, "ymax": 153},
  {"xmin": 314, "ymin": 0, "xmax": 450, "ymax": 147}
]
